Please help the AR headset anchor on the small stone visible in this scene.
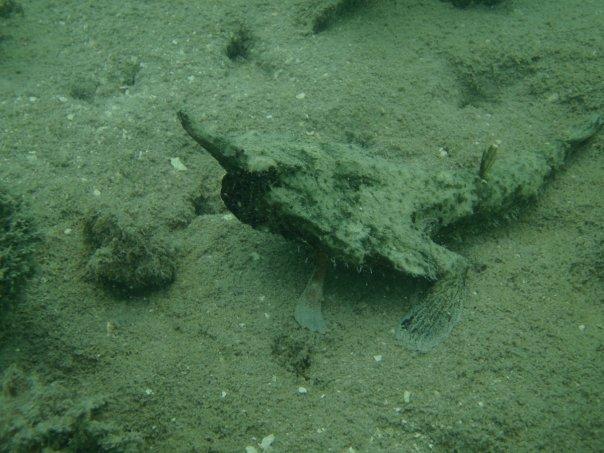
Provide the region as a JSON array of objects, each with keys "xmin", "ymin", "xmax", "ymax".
[
  {"xmin": 296, "ymin": 92, "xmax": 306, "ymax": 100},
  {"xmin": 92, "ymin": 188, "xmax": 101, "ymax": 197},
  {"xmin": 170, "ymin": 157, "xmax": 187, "ymax": 171},
  {"xmin": 297, "ymin": 386, "xmax": 308, "ymax": 394},
  {"xmin": 373, "ymin": 354, "xmax": 383, "ymax": 362},
  {"xmin": 145, "ymin": 388, "xmax": 153, "ymax": 395},
  {"xmin": 578, "ymin": 324, "xmax": 585, "ymax": 331},
  {"xmin": 260, "ymin": 433, "xmax": 275, "ymax": 450},
  {"xmin": 245, "ymin": 447, "xmax": 258, "ymax": 453},
  {"xmin": 67, "ymin": 113, "xmax": 75, "ymax": 121},
  {"xmin": 63, "ymin": 228, "xmax": 72, "ymax": 235},
  {"xmin": 403, "ymin": 390, "xmax": 411, "ymax": 403},
  {"xmin": 221, "ymin": 390, "xmax": 227, "ymax": 398}
]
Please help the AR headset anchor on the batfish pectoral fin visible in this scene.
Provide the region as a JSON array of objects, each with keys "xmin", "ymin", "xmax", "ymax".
[
  {"xmin": 294, "ymin": 250, "xmax": 328, "ymax": 334},
  {"xmin": 396, "ymin": 252, "xmax": 468, "ymax": 353}
]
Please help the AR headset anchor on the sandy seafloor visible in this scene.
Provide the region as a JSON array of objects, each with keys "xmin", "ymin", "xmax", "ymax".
[{"xmin": 1, "ymin": 0, "xmax": 603, "ymax": 451}]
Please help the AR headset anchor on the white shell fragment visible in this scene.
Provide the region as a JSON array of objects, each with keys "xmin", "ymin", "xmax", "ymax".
[
  {"xmin": 260, "ymin": 433, "xmax": 275, "ymax": 450},
  {"xmin": 170, "ymin": 157, "xmax": 188, "ymax": 171}
]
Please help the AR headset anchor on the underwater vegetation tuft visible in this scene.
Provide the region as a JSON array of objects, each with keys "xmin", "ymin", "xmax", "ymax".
[
  {"xmin": 0, "ymin": 187, "xmax": 37, "ymax": 307},
  {"xmin": 0, "ymin": 365, "xmax": 143, "ymax": 452}
]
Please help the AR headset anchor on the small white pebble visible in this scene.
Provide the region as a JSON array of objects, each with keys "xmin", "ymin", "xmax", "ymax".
[
  {"xmin": 29, "ymin": 96, "xmax": 37, "ymax": 102},
  {"xmin": 187, "ymin": 75, "xmax": 195, "ymax": 82},
  {"xmin": 438, "ymin": 147, "xmax": 448, "ymax": 158},
  {"xmin": 297, "ymin": 386, "xmax": 308, "ymax": 395},
  {"xmin": 245, "ymin": 447, "xmax": 259, "ymax": 453},
  {"xmin": 296, "ymin": 92, "xmax": 306, "ymax": 100},
  {"xmin": 373, "ymin": 355, "xmax": 383, "ymax": 362},
  {"xmin": 63, "ymin": 228, "xmax": 72, "ymax": 235},
  {"xmin": 92, "ymin": 188, "xmax": 101, "ymax": 197},
  {"xmin": 222, "ymin": 213, "xmax": 235, "ymax": 221},
  {"xmin": 221, "ymin": 390, "xmax": 227, "ymax": 398},
  {"xmin": 67, "ymin": 113, "xmax": 75, "ymax": 121},
  {"xmin": 478, "ymin": 401, "xmax": 484, "ymax": 407},
  {"xmin": 403, "ymin": 390, "xmax": 411, "ymax": 403},
  {"xmin": 578, "ymin": 324, "xmax": 585, "ymax": 331},
  {"xmin": 58, "ymin": 96, "xmax": 68, "ymax": 103},
  {"xmin": 260, "ymin": 434, "xmax": 275, "ymax": 450},
  {"xmin": 145, "ymin": 388, "xmax": 153, "ymax": 395}
]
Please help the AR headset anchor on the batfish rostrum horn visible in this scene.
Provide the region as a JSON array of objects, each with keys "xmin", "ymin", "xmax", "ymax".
[{"xmin": 178, "ymin": 110, "xmax": 602, "ymax": 352}]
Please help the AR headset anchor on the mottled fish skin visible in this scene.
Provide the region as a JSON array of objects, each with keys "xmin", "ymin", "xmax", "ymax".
[{"xmin": 179, "ymin": 111, "xmax": 602, "ymax": 351}]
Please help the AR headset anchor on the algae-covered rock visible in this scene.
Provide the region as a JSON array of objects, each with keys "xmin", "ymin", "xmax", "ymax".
[
  {"xmin": 0, "ymin": 365, "xmax": 143, "ymax": 452},
  {"xmin": 83, "ymin": 209, "xmax": 177, "ymax": 294},
  {"xmin": 0, "ymin": 187, "xmax": 37, "ymax": 305},
  {"xmin": 443, "ymin": 0, "xmax": 507, "ymax": 7},
  {"xmin": 179, "ymin": 111, "xmax": 602, "ymax": 351},
  {"xmin": 310, "ymin": 0, "xmax": 369, "ymax": 34},
  {"xmin": 0, "ymin": 0, "xmax": 22, "ymax": 18}
]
